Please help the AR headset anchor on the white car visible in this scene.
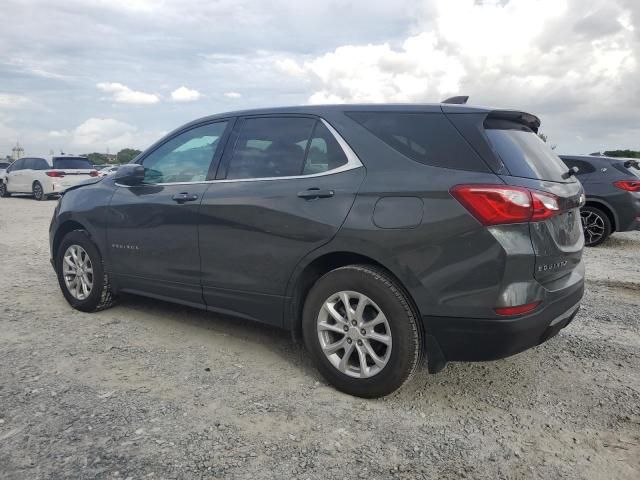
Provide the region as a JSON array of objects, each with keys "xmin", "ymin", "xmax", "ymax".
[
  {"xmin": 98, "ymin": 165, "xmax": 120, "ymax": 177},
  {"xmin": 0, "ymin": 155, "xmax": 99, "ymax": 200}
]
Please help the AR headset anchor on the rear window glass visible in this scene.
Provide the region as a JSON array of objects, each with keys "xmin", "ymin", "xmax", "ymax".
[
  {"xmin": 612, "ymin": 160, "xmax": 640, "ymax": 178},
  {"xmin": 53, "ymin": 157, "xmax": 93, "ymax": 169},
  {"xmin": 484, "ymin": 120, "xmax": 571, "ymax": 182},
  {"xmin": 346, "ymin": 111, "xmax": 489, "ymax": 172}
]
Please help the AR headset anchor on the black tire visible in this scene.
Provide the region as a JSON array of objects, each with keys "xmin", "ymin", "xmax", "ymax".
[
  {"xmin": 302, "ymin": 264, "xmax": 423, "ymax": 398},
  {"xmin": 581, "ymin": 206, "xmax": 612, "ymax": 247},
  {"xmin": 55, "ymin": 230, "xmax": 116, "ymax": 312},
  {"xmin": 33, "ymin": 181, "xmax": 45, "ymax": 201},
  {"xmin": 0, "ymin": 181, "xmax": 10, "ymax": 197}
]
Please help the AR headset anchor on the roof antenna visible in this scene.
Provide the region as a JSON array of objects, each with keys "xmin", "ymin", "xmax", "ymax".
[{"xmin": 442, "ymin": 96, "xmax": 469, "ymax": 104}]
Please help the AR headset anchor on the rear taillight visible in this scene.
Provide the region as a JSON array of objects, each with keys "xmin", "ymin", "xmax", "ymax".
[
  {"xmin": 46, "ymin": 171, "xmax": 65, "ymax": 177},
  {"xmin": 494, "ymin": 301, "xmax": 541, "ymax": 316},
  {"xmin": 450, "ymin": 185, "xmax": 561, "ymax": 226},
  {"xmin": 613, "ymin": 180, "xmax": 640, "ymax": 192},
  {"xmin": 89, "ymin": 170, "xmax": 99, "ymax": 177},
  {"xmin": 530, "ymin": 190, "xmax": 560, "ymax": 221}
]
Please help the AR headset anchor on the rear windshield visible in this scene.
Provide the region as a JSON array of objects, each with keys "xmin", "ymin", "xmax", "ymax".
[
  {"xmin": 612, "ymin": 160, "xmax": 640, "ymax": 178},
  {"xmin": 53, "ymin": 157, "xmax": 93, "ymax": 170},
  {"xmin": 485, "ymin": 120, "xmax": 572, "ymax": 183}
]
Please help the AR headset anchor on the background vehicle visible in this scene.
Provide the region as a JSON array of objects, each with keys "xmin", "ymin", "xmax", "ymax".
[
  {"xmin": 0, "ymin": 161, "xmax": 11, "ymax": 177},
  {"xmin": 98, "ymin": 165, "xmax": 119, "ymax": 177},
  {"xmin": 0, "ymin": 155, "xmax": 98, "ymax": 200},
  {"xmin": 50, "ymin": 103, "xmax": 584, "ymax": 397},
  {"xmin": 560, "ymin": 155, "xmax": 640, "ymax": 246}
]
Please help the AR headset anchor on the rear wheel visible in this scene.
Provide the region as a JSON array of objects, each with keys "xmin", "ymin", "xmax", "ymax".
[
  {"xmin": 303, "ymin": 264, "xmax": 422, "ymax": 398},
  {"xmin": 580, "ymin": 206, "xmax": 612, "ymax": 246},
  {"xmin": 55, "ymin": 230, "xmax": 116, "ymax": 312},
  {"xmin": 0, "ymin": 182, "xmax": 9, "ymax": 197},
  {"xmin": 33, "ymin": 181, "xmax": 45, "ymax": 201}
]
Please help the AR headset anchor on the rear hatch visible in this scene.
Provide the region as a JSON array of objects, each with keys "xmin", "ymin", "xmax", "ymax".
[
  {"xmin": 444, "ymin": 108, "xmax": 584, "ymax": 285},
  {"xmin": 482, "ymin": 113, "xmax": 584, "ymax": 284},
  {"xmin": 51, "ymin": 157, "xmax": 97, "ymax": 188}
]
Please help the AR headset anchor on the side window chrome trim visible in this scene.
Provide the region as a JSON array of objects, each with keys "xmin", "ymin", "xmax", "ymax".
[{"xmin": 117, "ymin": 118, "xmax": 363, "ymax": 187}]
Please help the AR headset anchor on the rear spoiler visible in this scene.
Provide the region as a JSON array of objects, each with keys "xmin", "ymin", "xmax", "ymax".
[
  {"xmin": 485, "ymin": 110, "xmax": 541, "ymax": 133},
  {"xmin": 623, "ymin": 159, "xmax": 639, "ymax": 169}
]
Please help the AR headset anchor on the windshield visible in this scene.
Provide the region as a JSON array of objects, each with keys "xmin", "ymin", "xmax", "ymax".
[
  {"xmin": 53, "ymin": 157, "xmax": 93, "ymax": 170},
  {"xmin": 485, "ymin": 121, "xmax": 572, "ymax": 183},
  {"xmin": 0, "ymin": 162, "xmax": 10, "ymax": 168}
]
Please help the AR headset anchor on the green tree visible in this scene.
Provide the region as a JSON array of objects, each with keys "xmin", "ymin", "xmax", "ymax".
[
  {"xmin": 116, "ymin": 148, "xmax": 142, "ymax": 164},
  {"xmin": 83, "ymin": 152, "xmax": 110, "ymax": 165},
  {"xmin": 603, "ymin": 150, "xmax": 640, "ymax": 158}
]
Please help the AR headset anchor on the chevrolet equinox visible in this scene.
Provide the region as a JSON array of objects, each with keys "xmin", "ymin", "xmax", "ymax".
[{"xmin": 49, "ymin": 103, "xmax": 585, "ymax": 398}]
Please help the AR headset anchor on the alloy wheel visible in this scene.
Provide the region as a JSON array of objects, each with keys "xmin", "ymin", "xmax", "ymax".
[
  {"xmin": 63, "ymin": 244, "xmax": 94, "ymax": 300},
  {"xmin": 317, "ymin": 290, "xmax": 392, "ymax": 378},
  {"xmin": 581, "ymin": 210, "xmax": 605, "ymax": 245},
  {"xmin": 33, "ymin": 183, "xmax": 43, "ymax": 200}
]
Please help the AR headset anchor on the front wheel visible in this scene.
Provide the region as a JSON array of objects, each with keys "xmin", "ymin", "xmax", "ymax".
[
  {"xmin": 55, "ymin": 230, "xmax": 116, "ymax": 312},
  {"xmin": 303, "ymin": 265, "xmax": 423, "ymax": 398},
  {"xmin": 580, "ymin": 206, "xmax": 612, "ymax": 246},
  {"xmin": 0, "ymin": 182, "xmax": 10, "ymax": 197}
]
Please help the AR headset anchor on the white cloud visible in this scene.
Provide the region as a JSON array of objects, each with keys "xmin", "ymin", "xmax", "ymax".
[
  {"xmin": 223, "ymin": 91, "xmax": 242, "ymax": 99},
  {"xmin": 0, "ymin": 93, "xmax": 31, "ymax": 109},
  {"xmin": 171, "ymin": 86, "xmax": 201, "ymax": 102},
  {"xmin": 96, "ymin": 82, "xmax": 159, "ymax": 104},
  {"xmin": 45, "ymin": 118, "xmax": 159, "ymax": 152},
  {"xmin": 272, "ymin": 0, "xmax": 640, "ymax": 152}
]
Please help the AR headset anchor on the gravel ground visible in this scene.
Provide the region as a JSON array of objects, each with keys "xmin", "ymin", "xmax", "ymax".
[{"xmin": 1, "ymin": 196, "xmax": 639, "ymax": 480}]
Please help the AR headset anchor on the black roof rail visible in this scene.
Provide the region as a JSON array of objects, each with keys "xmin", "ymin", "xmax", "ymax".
[{"xmin": 441, "ymin": 96, "xmax": 469, "ymax": 104}]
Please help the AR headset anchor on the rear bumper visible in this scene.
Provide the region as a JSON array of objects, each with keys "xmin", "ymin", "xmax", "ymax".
[{"xmin": 423, "ymin": 277, "xmax": 583, "ymax": 367}]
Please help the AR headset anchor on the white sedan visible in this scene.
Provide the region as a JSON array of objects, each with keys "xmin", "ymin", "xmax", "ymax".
[{"xmin": 0, "ymin": 155, "xmax": 99, "ymax": 200}]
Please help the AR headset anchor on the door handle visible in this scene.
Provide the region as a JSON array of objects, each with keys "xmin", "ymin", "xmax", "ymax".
[
  {"xmin": 297, "ymin": 188, "xmax": 335, "ymax": 199},
  {"xmin": 172, "ymin": 192, "xmax": 199, "ymax": 203}
]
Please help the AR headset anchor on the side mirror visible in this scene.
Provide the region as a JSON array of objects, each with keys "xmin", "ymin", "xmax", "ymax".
[{"xmin": 114, "ymin": 164, "xmax": 145, "ymax": 186}]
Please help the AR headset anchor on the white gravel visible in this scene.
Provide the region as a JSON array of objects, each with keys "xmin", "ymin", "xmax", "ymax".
[{"xmin": 1, "ymin": 196, "xmax": 639, "ymax": 479}]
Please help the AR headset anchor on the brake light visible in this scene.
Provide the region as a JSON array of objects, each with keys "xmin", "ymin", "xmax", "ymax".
[
  {"xmin": 613, "ymin": 180, "xmax": 640, "ymax": 192},
  {"xmin": 89, "ymin": 170, "xmax": 99, "ymax": 177},
  {"xmin": 531, "ymin": 190, "xmax": 560, "ymax": 221},
  {"xmin": 450, "ymin": 185, "xmax": 561, "ymax": 225},
  {"xmin": 494, "ymin": 301, "xmax": 541, "ymax": 316},
  {"xmin": 46, "ymin": 171, "xmax": 65, "ymax": 177}
]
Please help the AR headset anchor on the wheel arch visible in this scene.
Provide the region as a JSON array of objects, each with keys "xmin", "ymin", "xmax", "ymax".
[
  {"xmin": 52, "ymin": 219, "xmax": 91, "ymax": 263},
  {"xmin": 283, "ymin": 249, "xmax": 421, "ymax": 334},
  {"xmin": 584, "ymin": 199, "xmax": 617, "ymax": 232}
]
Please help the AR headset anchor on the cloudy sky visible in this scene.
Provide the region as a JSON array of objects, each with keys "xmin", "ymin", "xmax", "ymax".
[{"xmin": 0, "ymin": 0, "xmax": 638, "ymax": 157}]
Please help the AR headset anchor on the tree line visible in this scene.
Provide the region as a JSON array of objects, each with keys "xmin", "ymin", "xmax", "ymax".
[{"xmin": 82, "ymin": 148, "xmax": 142, "ymax": 165}]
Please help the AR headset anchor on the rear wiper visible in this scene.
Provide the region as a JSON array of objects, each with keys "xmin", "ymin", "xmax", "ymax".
[
  {"xmin": 562, "ymin": 166, "xmax": 579, "ymax": 179},
  {"xmin": 623, "ymin": 159, "xmax": 639, "ymax": 169}
]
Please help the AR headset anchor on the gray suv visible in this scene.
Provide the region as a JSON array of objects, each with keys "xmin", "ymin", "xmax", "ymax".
[
  {"xmin": 49, "ymin": 104, "xmax": 585, "ymax": 397},
  {"xmin": 560, "ymin": 155, "xmax": 640, "ymax": 246}
]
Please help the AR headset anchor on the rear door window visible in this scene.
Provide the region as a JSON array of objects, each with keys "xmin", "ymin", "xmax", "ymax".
[
  {"xmin": 484, "ymin": 120, "xmax": 572, "ymax": 182},
  {"xmin": 346, "ymin": 111, "xmax": 489, "ymax": 172},
  {"xmin": 226, "ymin": 117, "xmax": 316, "ymax": 179},
  {"xmin": 31, "ymin": 158, "xmax": 49, "ymax": 170},
  {"xmin": 53, "ymin": 157, "xmax": 93, "ymax": 170},
  {"xmin": 560, "ymin": 158, "xmax": 596, "ymax": 177}
]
